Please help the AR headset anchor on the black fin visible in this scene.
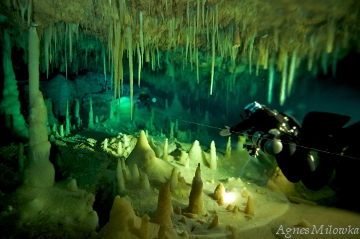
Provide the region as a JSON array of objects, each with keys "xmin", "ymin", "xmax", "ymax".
[
  {"xmin": 334, "ymin": 121, "xmax": 360, "ymax": 146},
  {"xmin": 301, "ymin": 112, "xmax": 351, "ymax": 137}
]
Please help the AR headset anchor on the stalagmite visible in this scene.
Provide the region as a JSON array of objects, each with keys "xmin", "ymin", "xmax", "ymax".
[
  {"xmin": 74, "ymin": 99, "xmax": 80, "ymax": 128},
  {"xmin": 97, "ymin": 196, "xmax": 147, "ymax": 238},
  {"xmin": 123, "ymin": 165, "xmax": 132, "ymax": 182},
  {"xmin": 116, "ymin": 159, "xmax": 126, "ymax": 195},
  {"xmin": 154, "ymin": 182, "xmax": 177, "ymax": 238},
  {"xmin": 170, "ymin": 168, "xmax": 178, "ymax": 191},
  {"xmin": 169, "ymin": 122, "xmax": 175, "ymax": 141},
  {"xmin": 117, "ymin": 141, "xmax": 122, "ymax": 155},
  {"xmin": 209, "ymin": 140, "xmax": 217, "ymax": 170},
  {"xmin": 177, "ymin": 151, "xmax": 190, "ymax": 167},
  {"xmin": 175, "ymin": 119, "xmax": 178, "ymax": 134},
  {"xmin": 65, "ymin": 99, "xmax": 71, "ymax": 135},
  {"xmin": 207, "ymin": 215, "xmax": 219, "ymax": 229},
  {"xmin": 88, "ymin": 97, "xmax": 94, "ymax": 128},
  {"xmin": 18, "ymin": 143, "xmax": 25, "ymax": 173},
  {"xmin": 213, "ymin": 183, "xmax": 225, "ymax": 206},
  {"xmin": 188, "ymin": 140, "xmax": 203, "ymax": 161},
  {"xmin": 131, "ymin": 164, "xmax": 140, "ymax": 184},
  {"xmin": 174, "ymin": 205, "xmax": 182, "ymax": 215},
  {"xmin": 163, "ymin": 138, "xmax": 169, "ymax": 161},
  {"xmin": 23, "ymin": 26, "xmax": 55, "ymax": 188},
  {"xmin": 295, "ymin": 219, "xmax": 312, "ymax": 228},
  {"xmin": 188, "ymin": 164, "xmax": 205, "ymax": 214},
  {"xmin": 245, "ymin": 196, "xmax": 254, "ymax": 215},
  {"xmin": 103, "ymin": 138, "xmax": 108, "ymax": 150},
  {"xmin": 225, "ymin": 137, "xmax": 231, "ymax": 158},
  {"xmin": 0, "ymin": 29, "xmax": 28, "ymax": 138},
  {"xmin": 233, "ymin": 205, "xmax": 239, "ymax": 213},
  {"xmin": 149, "ymin": 138, "xmax": 161, "ymax": 157},
  {"xmin": 228, "ymin": 225, "xmax": 237, "ymax": 239},
  {"xmin": 67, "ymin": 178, "xmax": 78, "ymax": 192},
  {"xmin": 241, "ymin": 187, "xmax": 248, "ymax": 198},
  {"xmin": 140, "ymin": 173, "xmax": 151, "ymax": 190},
  {"xmin": 139, "ymin": 214, "xmax": 150, "ymax": 239}
]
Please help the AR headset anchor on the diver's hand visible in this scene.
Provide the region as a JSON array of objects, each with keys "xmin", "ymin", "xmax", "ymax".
[{"xmin": 220, "ymin": 126, "xmax": 231, "ymax": 136}]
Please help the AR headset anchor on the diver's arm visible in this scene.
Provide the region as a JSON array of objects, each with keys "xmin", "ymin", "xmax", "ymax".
[
  {"xmin": 219, "ymin": 126, "xmax": 231, "ymax": 136},
  {"xmin": 219, "ymin": 120, "xmax": 252, "ymax": 137},
  {"xmin": 229, "ymin": 119, "xmax": 254, "ymax": 133}
]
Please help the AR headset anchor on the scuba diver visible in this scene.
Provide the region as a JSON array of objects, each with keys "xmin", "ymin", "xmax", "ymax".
[
  {"xmin": 135, "ymin": 91, "xmax": 157, "ymax": 111},
  {"xmin": 220, "ymin": 101, "xmax": 360, "ymax": 190}
]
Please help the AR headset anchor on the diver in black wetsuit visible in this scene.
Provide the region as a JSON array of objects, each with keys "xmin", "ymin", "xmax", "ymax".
[
  {"xmin": 220, "ymin": 101, "xmax": 360, "ymax": 191},
  {"xmin": 135, "ymin": 91, "xmax": 156, "ymax": 111}
]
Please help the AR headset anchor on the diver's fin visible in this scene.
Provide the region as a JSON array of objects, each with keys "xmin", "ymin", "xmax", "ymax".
[
  {"xmin": 302, "ymin": 112, "xmax": 351, "ymax": 136},
  {"xmin": 334, "ymin": 121, "xmax": 360, "ymax": 146}
]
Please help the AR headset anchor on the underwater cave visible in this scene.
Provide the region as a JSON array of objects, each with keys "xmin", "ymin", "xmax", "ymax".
[{"xmin": 1, "ymin": 0, "xmax": 360, "ymax": 238}]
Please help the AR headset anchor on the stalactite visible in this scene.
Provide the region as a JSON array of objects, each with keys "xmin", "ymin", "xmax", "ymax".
[
  {"xmin": 17, "ymin": 0, "xmax": 26, "ymax": 21},
  {"xmin": 307, "ymin": 32, "xmax": 319, "ymax": 71},
  {"xmin": 331, "ymin": 45, "xmax": 339, "ymax": 76},
  {"xmin": 187, "ymin": 0, "xmax": 190, "ymax": 27},
  {"xmin": 119, "ymin": 37, "xmax": 125, "ymax": 98},
  {"xmin": 279, "ymin": 49, "xmax": 288, "ymax": 106},
  {"xmin": 185, "ymin": 32, "xmax": 190, "ymax": 62},
  {"xmin": 125, "ymin": 26, "xmax": 133, "ymax": 120},
  {"xmin": 202, "ymin": 0, "xmax": 206, "ymax": 27},
  {"xmin": 287, "ymin": 49, "xmax": 297, "ymax": 97},
  {"xmin": 206, "ymin": 8, "xmax": 210, "ymax": 43},
  {"xmin": 215, "ymin": 4, "xmax": 219, "ymax": 43},
  {"xmin": 267, "ymin": 53, "xmax": 275, "ymax": 104},
  {"xmin": 43, "ymin": 24, "xmax": 52, "ymax": 79},
  {"xmin": 103, "ymin": 47, "xmax": 106, "ymax": 86},
  {"xmin": 27, "ymin": 0, "xmax": 32, "ymax": 26},
  {"xmin": 232, "ymin": 19, "xmax": 240, "ymax": 48},
  {"xmin": 156, "ymin": 43, "xmax": 160, "ymax": 69},
  {"xmin": 255, "ymin": 56, "xmax": 260, "ymax": 76},
  {"xmin": 65, "ymin": 100, "xmax": 70, "ymax": 135},
  {"xmin": 210, "ymin": 28, "xmax": 215, "ymax": 95},
  {"xmin": 196, "ymin": 47, "xmax": 199, "ymax": 84},
  {"xmin": 342, "ymin": 25, "xmax": 349, "ymax": 49},
  {"xmin": 139, "ymin": 11, "xmax": 144, "ymax": 58},
  {"xmin": 137, "ymin": 43, "xmax": 141, "ymax": 86},
  {"xmin": 248, "ymin": 34, "xmax": 255, "ymax": 75},
  {"xmin": 197, "ymin": 0, "xmax": 200, "ymax": 33},
  {"xmin": 151, "ymin": 47, "xmax": 155, "ymax": 71},
  {"xmin": 326, "ymin": 17, "xmax": 335, "ymax": 53},
  {"xmin": 65, "ymin": 37, "xmax": 68, "ymax": 79},
  {"xmin": 113, "ymin": 21, "xmax": 120, "ymax": 100},
  {"xmin": 69, "ymin": 23, "xmax": 73, "ymax": 63},
  {"xmin": 274, "ymin": 27, "xmax": 279, "ymax": 52},
  {"xmin": 321, "ymin": 51, "xmax": 328, "ymax": 75},
  {"xmin": 264, "ymin": 44, "xmax": 269, "ymax": 70},
  {"xmin": 108, "ymin": 22, "xmax": 113, "ymax": 73}
]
